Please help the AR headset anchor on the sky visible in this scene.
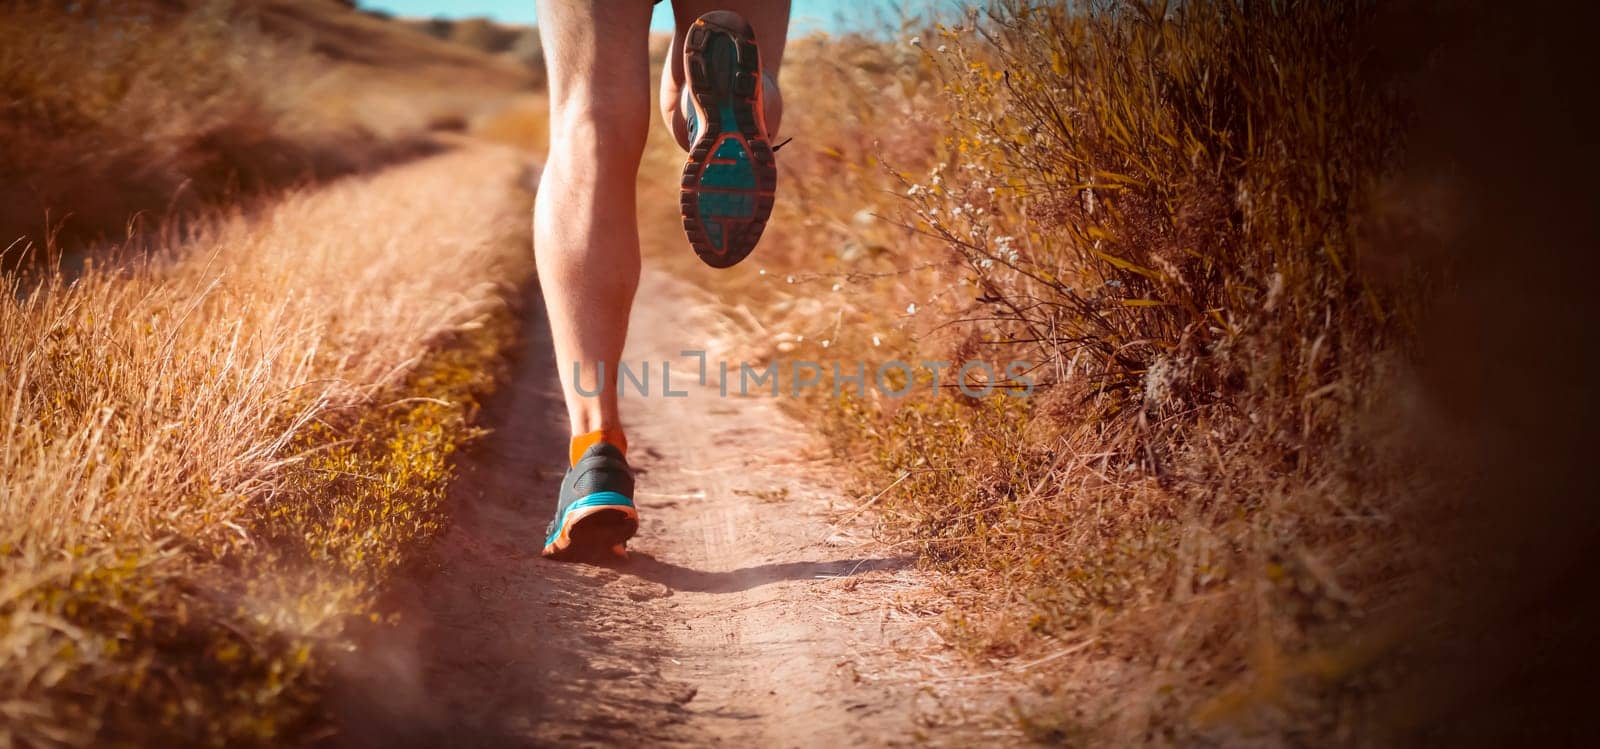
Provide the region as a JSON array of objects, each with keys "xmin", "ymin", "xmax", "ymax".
[{"xmin": 357, "ymin": 1, "xmax": 919, "ymax": 35}]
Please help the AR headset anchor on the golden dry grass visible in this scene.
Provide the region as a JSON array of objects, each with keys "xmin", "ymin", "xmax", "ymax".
[
  {"xmin": 637, "ymin": 2, "xmax": 1435, "ymax": 742},
  {"xmin": 471, "ymin": 94, "xmax": 551, "ymax": 154},
  {"xmin": 0, "ymin": 146, "xmax": 535, "ymax": 746},
  {"xmin": 0, "ymin": 2, "xmax": 549, "ymax": 742}
]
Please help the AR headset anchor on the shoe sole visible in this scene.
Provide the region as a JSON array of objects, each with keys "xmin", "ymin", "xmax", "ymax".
[
  {"xmin": 680, "ymin": 11, "xmax": 776, "ymax": 269},
  {"xmin": 543, "ymin": 495, "xmax": 639, "ymax": 562}
]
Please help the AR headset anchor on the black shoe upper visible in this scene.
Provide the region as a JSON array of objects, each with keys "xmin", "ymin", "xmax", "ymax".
[{"xmin": 546, "ymin": 442, "xmax": 635, "ymax": 538}]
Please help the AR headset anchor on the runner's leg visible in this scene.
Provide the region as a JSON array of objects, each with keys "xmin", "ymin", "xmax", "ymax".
[{"xmin": 534, "ymin": 0, "xmax": 653, "ymax": 445}]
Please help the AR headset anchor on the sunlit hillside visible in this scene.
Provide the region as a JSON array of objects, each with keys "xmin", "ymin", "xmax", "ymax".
[{"xmin": 0, "ymin": 0, "xmax": 535, "ymax": 253}]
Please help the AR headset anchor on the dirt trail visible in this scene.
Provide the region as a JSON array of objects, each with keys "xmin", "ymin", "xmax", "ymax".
[{"xmin": 328, "ymin": 148, "xmax": 987, "ymax": 746}]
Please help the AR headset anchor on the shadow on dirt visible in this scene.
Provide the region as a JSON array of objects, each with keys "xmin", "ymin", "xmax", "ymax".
[{"xmin": 610, "ymin": 552, "xmax": 913, "ymax": 594}]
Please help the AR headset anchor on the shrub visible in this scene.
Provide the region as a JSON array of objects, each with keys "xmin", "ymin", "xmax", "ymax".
[{"xmin": 665, "ymin": 1, "xmax": 1429, "ymax": 741}]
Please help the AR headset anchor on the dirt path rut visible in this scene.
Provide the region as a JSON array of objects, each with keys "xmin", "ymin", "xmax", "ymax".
[{"xmin": 333, "ymin": 234, "xmax": 966, "ymax": 746}]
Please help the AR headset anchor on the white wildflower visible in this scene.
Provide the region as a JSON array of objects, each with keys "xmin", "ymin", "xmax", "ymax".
[
  {"xmin": 1144, "ymin": 355, "xmax": 1175, "ymax": 410},
  {"xmin": 994, "ymin": 235, "xmax": 1019, "ymax": 263}
]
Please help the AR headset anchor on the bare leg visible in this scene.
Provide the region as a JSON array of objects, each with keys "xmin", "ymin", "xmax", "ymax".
[
  {"xmin": 659, "ymin": 0, "xmax": 791, "ymax": 150},
  {"xmin": 535, "ymin": 0, "xmax": 652, "ymax": 441}
]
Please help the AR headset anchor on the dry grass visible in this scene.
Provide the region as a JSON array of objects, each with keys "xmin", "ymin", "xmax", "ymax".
[
  {"xmin": 0, "ymin": 0, "xmax": 533, "ymax": 253},
  {"xmin": 472, "ymin": 94, "xmax": 552, "ymax": 155},
  {"xmin": 0, "ymin": 147, "xmax": 535, "ymax": 746},
  {"xmin": 0, "ymin": 3, "xmax": 547, "ymax": 742},
  {"xmin": 642, "ymin": 1, "xmax": 1435, "ymax": 742}
]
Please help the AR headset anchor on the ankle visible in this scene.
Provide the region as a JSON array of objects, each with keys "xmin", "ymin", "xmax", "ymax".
[{"xmin": 570, "ymin": 428, "xmax": 628, "ymax": 467}]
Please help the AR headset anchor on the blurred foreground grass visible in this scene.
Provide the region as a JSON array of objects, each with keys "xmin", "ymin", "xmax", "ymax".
[
  {"xmin": 1, "ymin": 2, "xmax": 544, "ymax": 744},
  {"xmin": 0, "ymin": 147, "xmax": 536, "ymax": 746}
]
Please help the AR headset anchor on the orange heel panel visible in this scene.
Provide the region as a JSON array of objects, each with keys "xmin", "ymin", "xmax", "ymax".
[{"xmin": 570, "ymin": 429, "xmax": 627, "ymax": 468}]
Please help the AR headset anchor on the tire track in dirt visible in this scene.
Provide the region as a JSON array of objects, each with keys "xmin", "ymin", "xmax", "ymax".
[{"xmin": 331, "ymin": 253, "xmax": 975, "ymax": 746}]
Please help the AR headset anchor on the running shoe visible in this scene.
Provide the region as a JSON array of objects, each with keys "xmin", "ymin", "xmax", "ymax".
[
  {"xmin": 542, "ymin": 442, "xmax": 638, "ymax": 561},
  {"xmin": 679, "ymin": 10, "xmax": 777, "ymax": 268}
]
